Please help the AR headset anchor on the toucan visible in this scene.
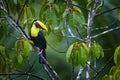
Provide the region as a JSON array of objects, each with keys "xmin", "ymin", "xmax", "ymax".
[{"xmin": 30, "ymin": 20, "xmax": 48, "ymax": 64}]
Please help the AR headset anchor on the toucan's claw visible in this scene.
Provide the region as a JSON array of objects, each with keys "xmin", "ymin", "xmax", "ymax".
[{"xmin": 38, "ymin": 50, "xmax": 42, "ymax": 56}]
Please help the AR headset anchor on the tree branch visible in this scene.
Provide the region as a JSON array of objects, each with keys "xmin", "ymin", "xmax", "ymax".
[
  {"xmin": 95, "ymin": 6, "xmax": 120, "ymax": 17},
  {"xmin": 67, "ymin": 25, "xmax": 85, "ymax": 42},
  {"xmin": 0, "ymin": 72, "xmax": 44, "ymax": 80},
  {"xmin": 91, "ymin": 26, "xmax": 120, "ymax": 39},
  {"xmin": 76, "ymin": 66, "xmax": 83, "ymax": 80},
  {"xmin": 42, "ymin": 64, "xmax": 54, "ymax": 80},
  {"xmin": 85, "ymin": 0, "xmax": 102, "ymax": 80}
]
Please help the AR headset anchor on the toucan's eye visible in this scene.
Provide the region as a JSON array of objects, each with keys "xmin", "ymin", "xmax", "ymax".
[{"xmin": 34, "ymin": 21, "xmax": 41, "ymax": 28}]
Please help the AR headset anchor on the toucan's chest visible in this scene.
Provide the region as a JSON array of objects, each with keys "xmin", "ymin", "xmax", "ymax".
[{"xmin": 30, "ymin": 31, "xmax": 47, "ymax": 49}]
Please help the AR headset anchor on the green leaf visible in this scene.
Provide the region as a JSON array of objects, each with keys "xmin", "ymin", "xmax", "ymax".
[
  {"xmin": 92, "ymin": 42, "xmax": 100, "ymax": 58},
  {"xmin": 109, "ymin": 66, "xmax": 117, "ymax": 75},
  {"xmin": 87, "ymin": 0, "xmax": 94, "ymax": 9},
  {"xmin": 72, "ymin": 49, "xmax": 78, "ymax": 66},
  {"xmin": 113, "ymin": 70, "xmax": 120, "ymax": 80},
  {"xmin": 114, "ymin": 46, "xmax": 120, "ymax": 66},
  {"xmin": 102, "ymin": 75, "xmax": 112, "ymax": 80},
  {"xmin": 0, "ymin": 45, "xmax": 7, "ymax": 59},
  {"xmin": 79, "ymin": 46, "xmax": 88, "ymax": 67},
  {"xmin": 14, "ymin": 40, "xmax": 22, "ymax": 52},
  {"xmin": 22, "ymin": 41, "xmax": 32, "ymax": 56},
  {"xmin": 98, "ymin": 43, "xmax": 104, "ymax": 58},
  {"xmin": 62, "ymin": 8, "xmax": 69, "ymax": 18},
  {"xmin": 81, "ymin": 43, "xmax": 89, "ymax": 55},
  {"xmin": 118, "ymin": 10, "xmax": 120, "ymax": 21},
  {"xmin": 30, "ymin": 7, "xmax": 35, "ymax": 17},
  {"xmin": 91, "ymin": 41, "xmax": 104, "ymax": 59},
  {"xmin": 0, "ymin": 45, "xmax": 5, "ymax": 55},
  {"xmin": 17, "ymin": 54, "xmax": 23, "ymax": 64},
  {"xmin": 66, "ymin": 42, "xmax": 90, "ymax": 67},
  {"xmin": 54, "ymin": 4, "xmax": 59, "ymax": 13},
  {"xmin": 66, "ymin": 44, "xmax": 74, "ymax": 63},
  {"xmin": 15, "ymin": 39, "xmax": 32, "ymax": 57}
]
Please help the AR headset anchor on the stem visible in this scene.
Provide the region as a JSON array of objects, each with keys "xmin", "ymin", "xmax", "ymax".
[
  {"xmin": 85, "ymin": 0, "xmax": 100, "ymax": 79},
  {"xmin": 95, "ymin": 6, "xmax": 120, "ymax": 17},
  {"xmin": 91, "ymin": 26, "xmax": 120, "ymax": 39},
  {"xmin": 76, "ymin": 66, "xmax": 83, "ymax": 80}
]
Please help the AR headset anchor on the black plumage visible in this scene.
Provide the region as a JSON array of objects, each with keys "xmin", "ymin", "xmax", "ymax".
[{"xmin": 30, "ymin": 31, "xmax": 47, "ymax": 64}]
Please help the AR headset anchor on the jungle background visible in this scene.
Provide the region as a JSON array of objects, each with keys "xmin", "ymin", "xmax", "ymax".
[{"xmin": 0, "ymin": 0, "xmax": 120, "ymax": 80}]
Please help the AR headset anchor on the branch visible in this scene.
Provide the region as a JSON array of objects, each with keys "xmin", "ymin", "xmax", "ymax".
[
  {"xmin": 95, "ymin": 6, "xmax": 120, "ymax": 17},
  {"xmin": 92, "ymin": 26, "xmax": 120, "ymax": 39},
  {"xmin": 0, "ymin": 4, "xmax": 30, "ymax": 39},
  {"xmin": 42, "ymin": 64, "xmax": 54, "ymax": 80},
  {"xmin": 76, "ymin": 66, "xmax": 83, "ymax": 80},
  {"xmin": 92, "ymin": 19, "xmax": 117, "ymax": 31},
  {"xmin": 85, "ymin": 0, "xmax": 102, "ymax": 79},
  {"xmin": 0, "ymin": 72, "xmax": 44, "ymax": 80},
  {"xmin": 67, "ymin": 25, "xmax": 85, "ymax": 42}
]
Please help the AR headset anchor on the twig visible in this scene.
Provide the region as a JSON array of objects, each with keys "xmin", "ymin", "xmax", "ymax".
[
  {"xmin": 95, "ymin": 6, "xmax": 120, "ymax": 17},
  {"xmin": 92, "ymin": 26, "xmax": 120, "ymax": 39},
  {"xmin": 67, "ymin": 25, "xmax": 85, "ymax": 42},
  {"xmin": 0, "ymin": 72, "xmax": 44, "ymax": 80},
  {"xmin": 4, "ymin": 0, "xmax": 9, "ymax": 14},
  {"xmin": 76, "ymin": 66, "xmax": 83, "ymax": 80},
  {"xmin": 92, "ymin": 19, "xmax": 117, "ymax": 31},
  {"xmin": 0, "ymin": 0, "xmax": 8, "ymax": 13}
]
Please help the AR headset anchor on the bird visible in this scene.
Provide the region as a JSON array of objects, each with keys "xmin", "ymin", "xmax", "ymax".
[{"xmin": 30, "ymin": 20, "xmax": 48, "ymax": 64}]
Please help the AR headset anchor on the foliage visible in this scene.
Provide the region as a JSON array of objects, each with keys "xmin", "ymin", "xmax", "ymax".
[
  {"xmin": 91, "ymin": 41, "xmax": 104, "ymax": 59},
  {"xmin": 14, "ymin": 39, "xmax": 33, "ymax": 64},
  {"xmin": 0, "ymin": 0, "xmax": 120, "ymax": 80},
  {"xmin": 102, "ymin": 46, "xmax": 120, "ymax": 80},
  {"xmin": 66, "ymin": 42, "xmax": 89, "ymax": 67}
]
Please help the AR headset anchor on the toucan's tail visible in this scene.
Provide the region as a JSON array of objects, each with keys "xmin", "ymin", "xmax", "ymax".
[{"xmin": 39, "ymin": 50, "xmax": 46, "ymax": 64}]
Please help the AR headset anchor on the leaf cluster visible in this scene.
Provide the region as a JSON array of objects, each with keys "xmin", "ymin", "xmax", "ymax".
[
  {"xmin": 66, "ymin": 41, "xmax": 105, "ymax": 67},
  {"xmin": 14, "ymin": 39, "xmax": 33, "ymax": 64},
  {"xmin": 66, "ymin": 42, "xmax": 89, "ymax": 67},
  {"xmin": 102, "ymin": 46, "xmax": 120, "ymax": 80}
]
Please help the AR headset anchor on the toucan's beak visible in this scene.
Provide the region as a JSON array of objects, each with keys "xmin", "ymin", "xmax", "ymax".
[{"xmin": 34, "ymin": 20, "xmax": 48, "ymax": 31}]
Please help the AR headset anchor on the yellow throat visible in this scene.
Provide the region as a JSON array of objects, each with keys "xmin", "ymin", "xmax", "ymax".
[{"xmin": 31, "ymin": 24, "xmax": 40, "ymax": 37}]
